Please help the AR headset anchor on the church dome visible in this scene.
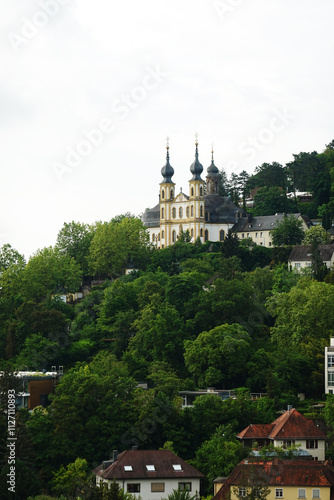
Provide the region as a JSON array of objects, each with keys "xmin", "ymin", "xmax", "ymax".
[
  {"xmin": 161, "ymin": 146, "xmax": 174, "ymax": 183},
  {"xmin": 190, "ymin": 142, "xmax": 203, "ymax": 181}
]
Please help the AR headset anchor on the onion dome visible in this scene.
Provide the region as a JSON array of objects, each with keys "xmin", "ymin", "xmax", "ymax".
[
  {"xmin": 190, "ymin": 140, "xmax": 203, "ymax": 181},
  {"xmin": 207, "ymin": 147, "xmax": 219, "ymax": 177},
  {"xmin": 161, "ymin": 142, "xmax": 174, "ymax": 183}
]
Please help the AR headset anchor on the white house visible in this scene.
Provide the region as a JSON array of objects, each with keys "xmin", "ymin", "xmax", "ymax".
[
  {"xmin": 325, "ymin": 337, "xmax": 334, "ymax": 394},
  {"xmin": 94, "ymin": 449, "xmax": 204, "ymax": 500},
  {"xmin": 289, "ymin": 245, "xmax": 334, "ymax": 271}
]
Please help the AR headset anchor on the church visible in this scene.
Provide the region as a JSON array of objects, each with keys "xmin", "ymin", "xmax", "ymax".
[{"xmin": 142, "ymin": 140, "xmax": 243, "ymax": 248}]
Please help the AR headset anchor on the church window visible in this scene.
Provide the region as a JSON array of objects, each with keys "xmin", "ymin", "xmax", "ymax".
[
  {"xmin": 200, "ymin": 186, "xmax": 203, "ymax": 196},
  {"xmin": 191, "ymin": 229, "xmax": 194, "ymax": 237},
  {"xmin": 172, "ymin": 230, "xmax": 176, "ymax": 242},
  {"xmin": 152, "ymin": 234, "xmax": 155, "ymax": 242},
  {"xmin": 170, "ymin": 189, "xmax": 174, "ymax": 200},
  {"xmin": 200, "ymin": 206, "xmax": 203, "ymax": 217},
  {"xmin": 162, "ymin": 230, "xmax": 164, "ymax": 238},
  {"xmin": 162, "ymin": 189, "xmax": 165, "ymax": 199},
  {"xmin": 191, "ymin": 205, "xmax": 194, "ymax": 217},
  {"xmin": 220, "ymin": 229, "xmax": 225, "ymax": 241},
  {"xmin": 172, "ymin": 207, "xmax": 176, "ymax": 219},
  {"xmin": 205, "ymin": 229, "xmax": 209, "ymax": 242},
  {"xmin": 205, "ymin": 212, "xmax": 209, "ymax": 222},
  {"xmin": 191, "ymin": 187, "xmax": 194, "ymax": 197},
  {"xmin": 161, "ymin": 208, "xmax": 164, "ymax": 219},
  {"xmin": 158, "ymin": 233, "xmax": 160, "ymax": 241},
  {"xmin": 215, "ymin": 182, "xmax": 218, "ymax": 193},
  {"xmin": 200, "ymin": 228, "xmax": 203, "ymax": 237},
  {"xmin": 186, "ymin": 206, "xmax": 189, "ymax": 218},
  {"xmin": 179, "ymin": 207, "xmax": 183, "ymax": 218}
]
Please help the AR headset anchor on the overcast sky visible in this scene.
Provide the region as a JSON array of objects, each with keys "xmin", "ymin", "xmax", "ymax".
[{"xmin": 1, "ymin": 0, "xmax": 334, "ymax": 259}]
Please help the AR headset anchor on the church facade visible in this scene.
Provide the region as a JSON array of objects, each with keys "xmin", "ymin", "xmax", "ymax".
[{"xmin": 142, "ymin": 142, "xmax": 243, "ymax": 248}]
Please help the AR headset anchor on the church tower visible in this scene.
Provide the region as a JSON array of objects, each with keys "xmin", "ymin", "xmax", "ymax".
[
  {"xmin": 206, "ymin": 147, "xmax": 220, "ymax": 195},
  {"xmin": 159, "ymin": 140, "xmax": 175, "ymax": 247},
  {"xmin": 188, "ymin": 137, "xmax": 205, "ymax": 242}
]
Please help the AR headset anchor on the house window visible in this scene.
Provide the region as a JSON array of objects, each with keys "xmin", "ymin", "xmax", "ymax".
[
  {"xmin": 238, "ymin": 488, "xmax": 247, "ymax": 497},
  {"xmin": 260, "ymin": 232, "xmax": 263, "ymax": 237},
  {"xmin": 298, "ymin": 489, "xmax": 306, "ymax": 499},
  {"xmin": 276, "ymin": 488, "xmax": 283, "ymax": 498},
  {"xmin": 186, "ymin": 207, "xmax": 189, "ymax": 218},
  {"xmin": 313, "ymin": 490, "xmax": 320, "ymax": 499},
  {"xmin": 328, "ymin": 373, "xmax": 334, "ymax": 386},
  {"xmin": 328, "ymin": 354, "xmax": 334, "ymax": 367},
  {"xmin": 283, "ymin": 440, "xmax": 295, "ymax": 449},
  {"xmin": 172, "ymin": 208, "xmax": 176, "ymax": 219},
  {"xmin": 294, "ymin": 263, "xmax": 301, "ymax": 268},
  {"xmin": 161, "ymin": 208, "xmax": 164, "ymax": 219},
  {"xmin": 242, "ymin": 233, "xmax": 245, "ymax": 238},
  {"xmin": 152, "ymin": 234, "xmax": 155, "ymax": 242},
  {"xmin": 269, "ymin": 242, "xmax": 272, "ymax": 246},
  {"xmin": 306, "ymin": 440, "xmax": 318, "ymax": 449},
  {"xmin": 205, "ymin": 230, "xmax": 209, "ymax": 242},
  {"xmin": 255, "ymin": 232, "xmax": 258, "ymax": 237},
  {"xmin": 146, "ymin": 465, "xmax": 155, "ymax": 471},
  {"xmin": 179, "ymin": 207, "xmax": 183, "ymax": 219},
  {"xmin": 151, "ymin": 483, "xmax": 165, "ymax": 492},
  {"xmin": 172, "ymin": 230, "xmax": 176, "ymax": 242},
  {"xmin": 178, "ymin": 483, "xmax": 191, "ymax": 491},
  {"xmin": 220, "ymin": 229, "xmax": 225, "ymax": 241},
  {"xmin": 127, "ymin": 484, "xmax": 140, "ymax": 493}
]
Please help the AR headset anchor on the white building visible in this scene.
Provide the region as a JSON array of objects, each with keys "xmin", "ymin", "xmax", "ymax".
[
  {"xmin": 325, "ymin": 338, "xmax": 334, "ymax": 394},
  {"xmin": 94, "ymin": 449, "xmax": 204, "ymax": 500}
]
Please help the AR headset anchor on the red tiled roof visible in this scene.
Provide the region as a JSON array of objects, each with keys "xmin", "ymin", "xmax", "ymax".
[
  {"xmin": 237, "ymin": 409, "xmax": 326, "ymax": 441},
  {"xmin": 96, "ymin": 450, "xmax": 204, "ymax": 481},
  {"xmin": 213, "ymin": 460, "xmax": 334, "ymax": 500}
]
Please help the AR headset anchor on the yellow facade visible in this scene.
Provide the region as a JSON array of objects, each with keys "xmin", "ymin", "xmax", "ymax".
[{"xmin": 229, "ymin": 486, "xmax": 329, "ymax": 500}]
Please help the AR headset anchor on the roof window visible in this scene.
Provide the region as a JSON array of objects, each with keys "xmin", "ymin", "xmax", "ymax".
[
  {"xmin": 173, "ymin": 464, "xmax": 182, "ymax": 471},
  {"xmin": 146, "ymin": 465, "xmax": 155, "ymax": 471},
  {"xmin": 124, "ymin": 466, "xmax": 133, "ymax": 471}
]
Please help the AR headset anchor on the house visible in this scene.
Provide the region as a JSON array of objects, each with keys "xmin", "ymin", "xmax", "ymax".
[
  {"xmin": 179, "ymin": 388, "xmax": 267, "ymax": 408},
  {"xmin": 94, "ymin": 449, "xmax": 204, "ymax": 500},
  {"xmin": 237, "ymin": 408, "xmax": 326, "ymax": 461},
  {"xmin": 0, "ymin": 367, "xmax": 63, "ymax": 410},
  {"xmin": 289, "ymin": 245, "xmax": 334, "ymax": 271},
  {"xmin": 232, "ymin": 213, "xmax": 312, "ymax": 248},
  {"xmin": 325, "ymin": 338, "xmax": 334, "ymax": 394},
  {"xmin": 142, "ymin": 141, "xmax": 243, "ymax": 248},
  {"xmin": 212, "ymin": 459, "xmax": 334, "ymax": 500}
]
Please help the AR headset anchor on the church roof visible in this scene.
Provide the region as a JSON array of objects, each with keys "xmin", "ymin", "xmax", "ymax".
[
  {"xmin": 141, "ymin": 204, "xmax": 160, "ymax": 228},
  {"xmin": 161, "ymin": 146, "xmax": 174, "ymax": 183},
  {"xmin": 189, "ymin": 142, "xmax": 203, "ymax": 181},
  {"xmin": 205, "ymin": 195, "xmax": 242, "ymax": 223}
]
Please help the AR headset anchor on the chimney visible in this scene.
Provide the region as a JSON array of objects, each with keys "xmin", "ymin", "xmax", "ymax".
[
  {"xmin": 287, "ymin": 405, "xmax": 293, "ymax": 411},
  {"xmin": 330, "ymin": 338, "xmax": 334, "ymax": 348},
  {"xmin": 113, "ymin": 450, "xmax": 119, "ymax": 462},
  {"xmin": 247, "ymin": 213, "xmax": 253, "ymax": 223}
]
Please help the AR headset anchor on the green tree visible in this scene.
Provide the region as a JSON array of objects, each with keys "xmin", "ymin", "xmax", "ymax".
[
  {"xmin": 303, "ymin": 225, "xmax": 331, "ymax": 245},
  {"xmin": 88, "ymin": 216, "xmax": 149, "ymax": 276},
  {"xmin": 51, "ymin": 457, "xmax": 89, "ymax": 497},
  {"xmin": 270, "ymin": 215, "xmax": 305, "ymax": 247},
  {"xmin": 56, "ymin": 221, "xmax": 95, "ymax": 275},
  {"xmin": 184, "ymin": 323, "xmax": 251, "ymax": 387},
  {"xmin": 253, "ymin": 187, "xmax": 293, "ymax": 216},
  {"xmin": 0, "ymin": 243, "xmax": 26, "ymax": 271},
  {"xmin": 248, "ymin": 162, "xmax": 287, "ymax": 190}
]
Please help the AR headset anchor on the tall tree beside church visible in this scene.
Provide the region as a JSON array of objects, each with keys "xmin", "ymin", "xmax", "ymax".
[{"xmin": 56, "ymin": 221, "xmax": 95, "ymax": 276}]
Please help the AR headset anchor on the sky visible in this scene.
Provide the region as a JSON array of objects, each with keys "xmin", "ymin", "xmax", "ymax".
[{"xmin": 1, "ymin": 0, "xmax": 334, "ymax": 259}]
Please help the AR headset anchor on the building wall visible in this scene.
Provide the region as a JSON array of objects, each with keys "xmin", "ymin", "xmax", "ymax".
[
  {"xmin": 230, "ymin": 486, "xmax": 330, "ymax": 500},
  {"xmin": 272, "ymin": 438, "xmax": 325, "ymax": 461},
  {"xmin": 97, "ymin": 477, "xmax": 201, "ymax": 500},
  {"xmin": 325, "ymin": 339, "xmax": 334, "ymax": 394},
  {"xmin": 236, "ymin": 229, "xmax": 273, "ymax": 247}
]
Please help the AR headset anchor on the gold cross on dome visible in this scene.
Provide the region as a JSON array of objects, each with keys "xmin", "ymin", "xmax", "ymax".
[
  {"xmin": 195, "ymin": 132, "xmax": 199, "ymax": 145},
  {"xmin": 166, "ymin": 136, "xmax": 170, "ymax": 149}
]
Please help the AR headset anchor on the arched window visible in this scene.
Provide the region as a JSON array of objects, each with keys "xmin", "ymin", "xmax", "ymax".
[
  {"xmin": 158, "ymin": 233, "xmax": 160, "ymax": 241},
  {"xmin": 205, "ymin": 212, "xmax": 209, "ymax": 222},
  {"xmin": 152, "ymin": 234, "xmax": 155, "ymax": 242},
  {"xmin": 200, "ymin": 205, "xmax": 203, "ymax": 217},
  {"xmin": 186, "ymin": 206, "xmax": 189, "ymax": 218},
  {"xmin": 200, "ymin": 228, "xmax": 203, "ymax": 237},
  {"xmin": 172, "ymin": 207, "xmax": 176, "ymax": 218},
  {"xmin": 205, "ymin": 229, "xmax": 209, "ymax": 242},
  {"xmin": 215, "ymin": 182, "xmax": 218, "ymax": 193},
  {"xmin": 162, "ymin": 189, "xmax": 165, "ymax": 199},
  {"xmin": 161, "ymin": 207, "xmax": 164, "ymax": 219},
  {"xmin": 162, "ymin": 230, "xmax": 165, "ymax": 238},
  {"xmin": 200, "ymin": 186, "xmax": 203, "ymax": 196},
  {"xmin": 191, "ymin": 187, "xmax": 194, "ymax": 197},
  {"xmin": 191, "ymin": 205, "xmax": 194, "ymax": 217},
  {"xmin": 172, "ymin": 230, "xmax": 176, "ymax": 242},
  {"xmin": 170, "ymin": 189, "xmax": 174, "ymax": 200},
  {"xmin": 191, "ymin": 229, "xmax": 194, "ymax": 237},
  {"xmin": 179, "ymin": 207, "xmax": 183, "ymax": 218},
  {"xmin": 220, "ymin": 229, "xmax": 225, "ymax": 241}
]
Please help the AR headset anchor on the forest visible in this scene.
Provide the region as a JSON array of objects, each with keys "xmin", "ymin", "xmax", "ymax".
[{"xmin": 1, "ymin": 140, "xmax": 334, "ymax": 499}]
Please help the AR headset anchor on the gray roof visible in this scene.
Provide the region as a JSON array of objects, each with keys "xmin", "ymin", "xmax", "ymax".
[
  {"xmin": 289, "ymin": 244, "xmax": 334, "ymax": 262},
  {"xmin": 232, "ymin": 213, "xmax": 307, "ymax": 233},
  {"xmin": 141, "ymin": 203, "xmax": 160, "ymax": 228}
]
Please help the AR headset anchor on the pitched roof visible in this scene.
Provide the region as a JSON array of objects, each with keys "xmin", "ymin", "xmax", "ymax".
[
  {"xmin": 289, "ymin": 244, "xmax": 334, "ymax": 263},
  {"xmin": 213, "ymin": 460, "xmax": 334, "ymax": 500},
  {"xmin": 237, "ymin": 409, "xmax": 326, "ymax": 441},
  {"xmin": 233, "ymin": 214, "xmax": 303, "ymax": 233},
  {"xmin": 96, "ymin": 450, "xmax": 204, "ymax": 481}
]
